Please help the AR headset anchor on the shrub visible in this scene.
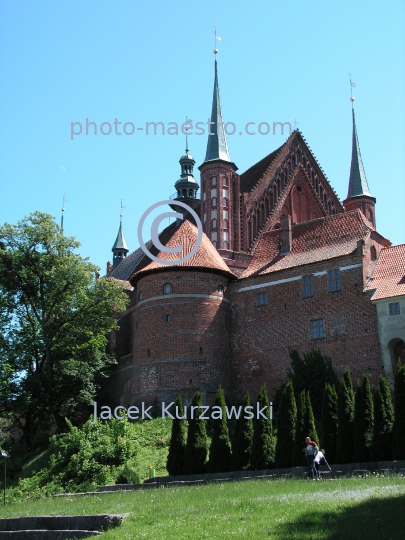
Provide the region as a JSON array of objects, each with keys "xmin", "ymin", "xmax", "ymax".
[
  {"xmin": 232, "ymin": 392, "xmax": 253, "ymax": 471},
  {"xmin": 251, "ymin": 386, "xmax": 275, "ymax": 470},
  {"xmin": 208, "ymin": 386, "xmax": 232, "ymax": 473},
  {"xmin": 184, "ymin": 391, "xmax": 208, "ymax": 474},
  {"xmin": 166, "ymin": 395, "xmax": 187, "ymax": 476}
]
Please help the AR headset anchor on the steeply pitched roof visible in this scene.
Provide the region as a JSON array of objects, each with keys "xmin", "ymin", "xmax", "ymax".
[
  {"xmin": 204, "ymin": 60, "xmax": 232, "ymax": 164},
  {"xmin": 347, "ymin": 108, "xmax": 372, "ymax": 199},
  {"xmin": 112, "ymin": 222, "xmax": 129, "ymax": 252},
  {"xmin": 130, "ymin": 218, "xmax": 235, "ymax": 284},
  {"xmin": 365, "ymin": 244, "xmax": 405, "ymax": 300},
  {"xmin": 108, "ymin": 241, "xmax": 153, "ymax": 280},
  {"xmin": 239, "ymin": 142, "xmax": 287, "ymax": 193},
  {"xmin": 241, "ymin": 210, "xmax": 381, "ymax": 278}
]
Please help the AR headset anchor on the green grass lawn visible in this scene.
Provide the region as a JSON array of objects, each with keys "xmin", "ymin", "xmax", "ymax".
[{"xmin": 1, "ymin": 475, "xmax": 404, "ymax": 539}]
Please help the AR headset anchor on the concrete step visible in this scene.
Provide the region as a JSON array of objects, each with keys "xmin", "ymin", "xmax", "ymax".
[{"xmin": 0, "ymin": 531, "xmax": 100, "ymax": 539}]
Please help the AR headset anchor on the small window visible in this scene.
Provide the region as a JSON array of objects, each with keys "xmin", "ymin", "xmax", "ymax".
[
  {"xmin": 223, "ymin": 198, "xmax": 228, "ymax": 207},
  {"xmin": 303, "ymin": 276, "xmax": 314, "ymax": 297},
  {"xmin": 311, "ymin": 319, "xmax": 324, "ymax": 339},
  {"xmin": 199, "ymin": 347, "xmax": 203, "ymax": 355},
  {"xmin": 212, "ymin": 197, "xmax": 217, "ymax": 207},
  {"xmin": 371, "ymin": 245, "xmax": 377, "ymax": 261},
  {"xmin": 389, "ymin": 302, "xmax": 400, "ymax": 316},
  {"xmin": 163, "ymin": 283, "xmax": 172, "ymax": 294},
  {"xmin": 147, "ymin": 349, "xmax": 150, "ymax": 357},
  {"xmin": 166, "ymin": 314, "xmax": 171, "ymax": 322},
  {"xmin": 328, "ymin": 269, "xmax": 341, "ymax": 292},
  {"xmin": 223, "ymin": 176, "xmax": 228, "ymax": 186},
  {"xmin": 223, "ymin": 241, "xmax": 228, "ymax": 249},
  {"xmin": 218, "ymin": 285, "xmax": 224, "ymax": 295},
  {"xmin": 211, "ymin": 176, "xmax": 217, "ymax": 186},
  {"xmin": 138, "ymin": 290, "xmax": 143, "ymax": 301},
  {"xmin": 257, "ymin": 293, "xmax": 267, "ymax": 306},
  {"xmin": 212, "ymin": 218, "xmax": 217, "ymax": 228},
  {"xmin": 223, "ymin": 219, "xmax": 228, "ymax": 229}
]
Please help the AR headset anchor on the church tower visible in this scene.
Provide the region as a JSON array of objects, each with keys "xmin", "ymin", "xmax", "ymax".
[
  {"xmin": 343, "ymin": 104, "xmax": 376, "ymax": 226},
  {"xmin": 199, "ymin": 57, "xmax": 239, "ymax": 252},
  {"xmin": 173, "ymin": 142, "xmax": 200, "ymax": 210}
]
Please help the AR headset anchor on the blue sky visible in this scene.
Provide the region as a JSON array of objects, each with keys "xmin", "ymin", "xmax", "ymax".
[{"xmin": 0, "ymin": 0, "xmax": 404, "ymax": 272}]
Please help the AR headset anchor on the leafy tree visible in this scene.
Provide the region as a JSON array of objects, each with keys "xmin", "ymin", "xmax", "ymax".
[
  {"xmin": 372, "ymin": 375, "xmax": 394, "ymax": 461},
  {"xmin": 251, "ymin": 386, "xmax": 275, "ymax": 470},
  {"xmin": 184, "ymin": 391, "xmax": 208, "ymax": 474},
  {"xmin": 353, "ymin": 375, "xmax": 374, "ymax": 463},
  {"xmin": 336, "ymin": 368, "xmax": 354, "ymax": 464},
  {"xmin": 293, "ymin": 390, "xmax": 318, "ymax": 466},
  {"xmin": 393, "ymin": 362, "xmax": 405, "ymax": 459},
  {"xmin": 232, "ymin": 392, "xmax": 253, "ymax": 471},
  {"xmin": 208, "ymin": 386, "xmax": 232, "ymax": 472},
  {"xmin": 287, "ymin": 349, "xmax": 339, "ymax": 424},
  {"xmin": 166, "ymin": 395, "xmax": 187, "ymax": 476},
  {"xmin": 275, "ymin": 380, "xmax": 296, "ymax": 468},
  {"xmin": 320, "ymin": 383, "xmax": 338, "ymax": 463},
  {"xmin": 0, "ymin": 212, "xmax": 128, "ymax": 450}
]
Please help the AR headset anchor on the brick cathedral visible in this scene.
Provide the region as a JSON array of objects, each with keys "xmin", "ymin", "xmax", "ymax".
[{"xmin": 104, "ymin": 59, "xmax": 405, "ymax": 408}]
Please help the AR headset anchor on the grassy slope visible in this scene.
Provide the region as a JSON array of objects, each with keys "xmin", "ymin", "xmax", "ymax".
[{"xmin": 1, "ymin": 476, "xmax": 404, "ymax": 539}]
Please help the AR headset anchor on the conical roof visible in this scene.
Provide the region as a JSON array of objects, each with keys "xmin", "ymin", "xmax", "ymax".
[
  {"xmin": 204, "ymin": 60, "xmax": 232, "ymax": 163},
  {"xmin": 347, "ymin": 108, "xmax": 372, "ymax": 198},
  {"xmin": 112, "ymin": 222, "xmax": 128, "ymax": 252}
]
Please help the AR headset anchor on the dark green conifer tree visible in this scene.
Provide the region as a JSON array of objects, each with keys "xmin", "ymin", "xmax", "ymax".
[
  {"xmin": 320, "ymin": 383, "xmax": 338, "ymax": 464},
  {"xmin": 184, "ymin": 391, "xmax": 208, "ymax": 474},
  {"xmin": 275, "ymin": 381, "xmax": 296, "ymax": 468},
  {"xmin": 232, "ymin": 392, "xmax": 253, "ymax": 471},
  {"xmin": 293, "ymin": 391, "xmax": 318, "ymax": 465},
  {"xmin": 166, "ymin": 395, "xmax": 187, "ymax": 476},
  {"xmin": 208, "ymin": 386, "xmax": 232, "ymax": 472},
  {"xmin": 393, "ymin": 362, "xmax": 405, "ymax": 459},
  {"xmin": 372, "ymin": 375, "xmax": 394, "ymax": 461},
  {"xmin": 353, "ymin": 375, "xmax": 374, "ymax": 463},
  {"xmin": 336, "ymin": 367, "xmax": 354, "ymax": 463},
  {"xmin": 250, "ymin": 386, "xmax": 275, "ymax": 470}
]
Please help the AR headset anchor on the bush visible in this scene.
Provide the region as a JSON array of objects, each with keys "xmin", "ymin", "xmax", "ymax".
[{"xmin": 251, "ymin": 386, "xmax": 275, "ymax": 470}]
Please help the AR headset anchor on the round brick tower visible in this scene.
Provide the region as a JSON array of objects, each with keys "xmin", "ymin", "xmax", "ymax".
[{"xmin": 129, "ymin": 219, "xmax": 236, "ymax": 407}]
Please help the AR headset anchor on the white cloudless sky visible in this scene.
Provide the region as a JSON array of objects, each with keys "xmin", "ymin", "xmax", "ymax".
[{"xmin": 0, "ymin": 0, "xmax": 404, "ymax": 272}]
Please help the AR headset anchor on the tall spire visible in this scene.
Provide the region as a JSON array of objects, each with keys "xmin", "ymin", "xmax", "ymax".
[
  {"xmin": 111, "ymin": 202, "xmax": 129, "ymax": 269},
  {"xmin": 204, "ymin": 59, "xmax": 232, "ymax": 163},
  {"xmin": 347, "ymin": 107, "xmax": 372, "ymax": 198}
]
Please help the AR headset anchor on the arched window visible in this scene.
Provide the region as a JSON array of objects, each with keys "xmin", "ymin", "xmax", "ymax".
[
  {"xmin": 371, "ymin": 245, "xmax": 377, "ymax": 261},
  {"xmin": 211, "ymin": 176, "xmax": 217, "ymax": 186},
  {"xmin": 212, "ymin": 219, "xmax": 217, "ymax": 228},
  {"xmin": 212, "ymin": 197, "xmax": 217, "ymax": 207},
  {"xmin": 218, "ymin": 284, "xmax": 224, "ymax": 294},
  {"xmin": 223, "ymin": 176, "xmax": 228, "ymax": 186},
  {"xmin": 223, "ymin": 219, "xmax": 228, "ymax": 229},
  {"xmin": 138, "ymin": 290, "xmax": 143, "ymax": 301},
  {"xmin": 163, "ymin": 283, "xmax": 172, "ymax": 294},
  {"xmin": 223, "ymin": 198, "xmax": 228, "ymax": 207}
]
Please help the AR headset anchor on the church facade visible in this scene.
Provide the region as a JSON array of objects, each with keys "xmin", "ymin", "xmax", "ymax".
[{"xmin": 104, "ymin": 60, "xmax": 404, "ymax": 408}]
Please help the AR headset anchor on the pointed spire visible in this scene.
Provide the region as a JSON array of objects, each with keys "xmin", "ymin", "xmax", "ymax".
[
  {"xmin": 347, "ymin": 108, "xmax": 372, "ymax": 198},
  {"xmin": 111, "ymin": 205, "xmax": 129, "ymax": 269},
  {"xmin": 204, "ymin": 59, "xmax": 232, "ymax": 163}
]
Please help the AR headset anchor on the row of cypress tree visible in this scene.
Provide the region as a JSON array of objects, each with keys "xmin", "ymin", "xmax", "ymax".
[{"xmin": 166, "ymin": 362, "xmax": 405, "ymax": 475}]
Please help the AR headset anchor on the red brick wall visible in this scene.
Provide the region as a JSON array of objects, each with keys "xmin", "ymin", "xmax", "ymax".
[{"xmin": 130, "ymin": 270, "xmax": 234, "ymax": 406}]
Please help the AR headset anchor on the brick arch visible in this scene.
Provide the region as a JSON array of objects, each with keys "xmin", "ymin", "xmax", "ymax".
[{"xmin": 292, "ymin": 184, "xmax": 310, "ymax": 223}]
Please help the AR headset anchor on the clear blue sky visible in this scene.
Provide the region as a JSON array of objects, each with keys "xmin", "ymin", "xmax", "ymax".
[{"xmin": 1, "ymin": 0, "xmax": 404, "ymax": 273}]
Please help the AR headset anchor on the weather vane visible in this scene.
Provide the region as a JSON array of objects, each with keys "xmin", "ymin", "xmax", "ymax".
[
  {"xmin": 214, "ymin": 25, "xmax": 221, "ymax": 55},
  {"xmin": 349, "ymin": 73, "xmax": 356, "ymax": 107},
  {"xmin": 184, "ymin": 115, "xmax": 192, "ymax": 152},
  {"xmin": 120, "ymin": 199, "xmax": 125, "ymax": 222},
  {"xmin": 61, "ymin": 194, "xmax": 68, "ymax": 233}
]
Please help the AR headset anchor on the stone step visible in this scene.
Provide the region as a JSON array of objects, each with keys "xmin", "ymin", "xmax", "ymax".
[
  {"xmin": 0, "ymin": 515, "xmax": 127, "ymax": 533},
  {"xmin": 0, "ymin": 531, "xmax": 100, "ymax": 539}
]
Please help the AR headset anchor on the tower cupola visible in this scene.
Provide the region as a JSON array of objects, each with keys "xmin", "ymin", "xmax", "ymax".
[
  {"xmin": 111, "ymin": 216, "xmax": 129, "ymax": 269},
  {"xmin": 174, "ymin": 146, "xmax": 199, "ymax": 201}
]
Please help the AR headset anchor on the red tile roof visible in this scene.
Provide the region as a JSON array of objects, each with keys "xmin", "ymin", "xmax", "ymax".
[
  {"xmin": 130, "ymin": 218, "xmax": 235, "ymax": 283},
  {"xmin": 241, "ymin": 210, "xmax": 384, "ymax": 278},
  {"xmin": 365, "ymin": 244, "xmax": 405, "ymax": 300}
]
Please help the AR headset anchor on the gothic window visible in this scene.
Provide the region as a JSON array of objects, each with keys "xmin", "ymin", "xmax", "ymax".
[
  {"xmin": 311, "ymin": 319, "xmax": 324, "ymax": 339},
  {"xmin": 223, "ymin": 176, "xmax": 228, "ymax": 186},
  {"xmin": 211, "ymin": 176, "xmax": 217, "ymax": 186},
  {"xmin": 303, "ymin": 276, "xmax": 314, "ymax": 297},
  {"xmin": 163, "ymin": 283, "xmax": 172, "ymax": 294},
  {"xmin": 328, "ymin": 269, "xmax": 341, "ymax": 292},
  {"xmin": 138, "ymin": 290, "xmax": 143, "ymax": 301},
  {"xmin": 371, "ymin": 245, "xmax": 377, "ymax": 261},
  {"xmin": 223, "ymin": 219, "xmax": 228, "ymax": 229},
  {"xmin": 257, "ymin": 292, "xmax": 267, "ymax": 306},
  {"xmin": 212, "ymin": 197, "xmax": 217, "ymax": 207},
  {"xmin": 212, "ymin": 219, "xmax": 217, "ymax": 228}
]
